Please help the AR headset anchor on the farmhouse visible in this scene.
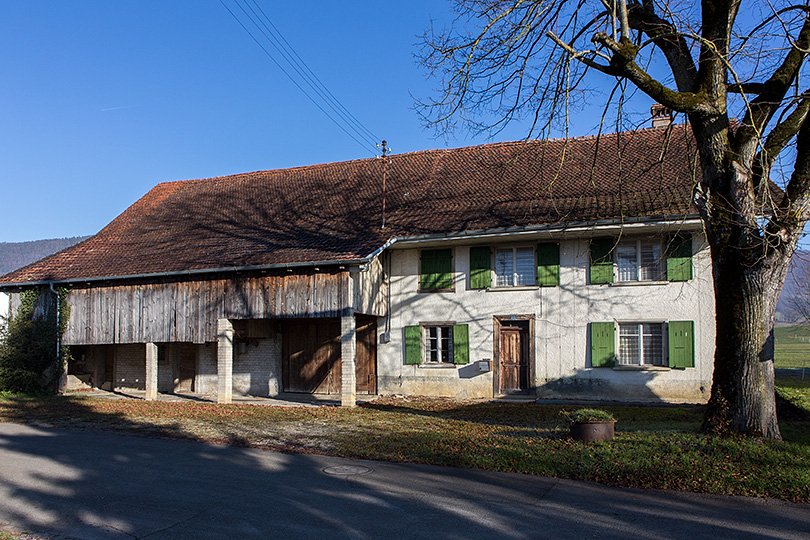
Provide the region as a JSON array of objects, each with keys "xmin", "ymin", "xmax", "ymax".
[{"xmin": 0, "ymin": 122, "xmax": 716, "ymax": 405}]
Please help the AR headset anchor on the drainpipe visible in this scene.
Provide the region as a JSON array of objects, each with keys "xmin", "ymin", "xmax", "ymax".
[{"xmin": 49, "ymin": 282, "xmax": 64, "ymax": 393}]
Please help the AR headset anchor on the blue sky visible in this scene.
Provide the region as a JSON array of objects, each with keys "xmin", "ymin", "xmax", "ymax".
[
  {"xmin": 0, "ymin": 1, "xmax": 633, "ymax": 243},
  {"xmin": 1, "ymin": 2, "xmax": 800, "ymax": 246}
]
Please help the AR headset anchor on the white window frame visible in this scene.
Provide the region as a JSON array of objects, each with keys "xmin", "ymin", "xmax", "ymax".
[
  {"xmin": 422, "ymin": 324, "xmax": 454, "ymax": 365},
  {"xmin": 615, "ymin": 239, "xmax": 663, "ymax": 282},
  {"xmin": 494, "ymin": 246, "xmax": 536, "ymax": 287},
  {"xmin": 617, "ymin": 322, "xmax": 666, "ymax": 366}
]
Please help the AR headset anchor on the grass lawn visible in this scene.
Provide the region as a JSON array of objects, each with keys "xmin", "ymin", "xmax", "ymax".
[
  {"xmin": 775, "ymin": 325, "xmax": 810, "ymax": 369},
  {"xmin": 1, "ymin": 376, "xmax": 809, "ymax": 504}
]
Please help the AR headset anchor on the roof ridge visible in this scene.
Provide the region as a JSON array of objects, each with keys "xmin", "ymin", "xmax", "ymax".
[{"xmin": 150, "ymin": 124, "xmax": 688, "ymax": 189}]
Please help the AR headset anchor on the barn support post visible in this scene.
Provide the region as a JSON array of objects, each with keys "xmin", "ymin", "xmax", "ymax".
[
  {"xmin": 145, "ymin": 343, "xmax": 158, "ymax": 401},
  {"xmin": 341, "ymin": 310, "xmax": 357, "ymax": 407},
  {"xmin": 217, "ymin": 318, "xmax": 234, "ymax": 404}
]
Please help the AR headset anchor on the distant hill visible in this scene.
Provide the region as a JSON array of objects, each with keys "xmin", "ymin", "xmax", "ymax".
[
  {"xmin": 777, "ymin": 249, "xmax": 809, "ymax": 324},
  {"xmin": 0, "ymin": 236, "xmax": 90, "ymax": 276}
]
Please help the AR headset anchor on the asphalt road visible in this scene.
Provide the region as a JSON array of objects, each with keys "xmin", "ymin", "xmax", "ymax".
[{"xmin": 0, "ymin": 423, "xmax": 807, "ymax": 540}]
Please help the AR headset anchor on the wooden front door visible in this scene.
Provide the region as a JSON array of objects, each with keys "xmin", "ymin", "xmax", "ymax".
[
  {"xmin": 282, "ymin": 319, "xmax": 342, "ymax": 394},
  {"xmin": 498, "ymin": 321, "xmax": 529, "ymax": 393},
  {"xmin": 355, "ymin": 316, "xmax": 377, "ymax": 395}
]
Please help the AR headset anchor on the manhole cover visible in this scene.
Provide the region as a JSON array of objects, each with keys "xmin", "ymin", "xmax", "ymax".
[{"xmin": 322, "ymin": 465, "xmax": 373, "ymax": 476}]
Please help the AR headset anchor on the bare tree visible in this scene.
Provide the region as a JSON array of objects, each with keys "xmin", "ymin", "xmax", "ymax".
[{"xmin": 417, "ymin": 0, "xmax": 810, "ymax": 438}]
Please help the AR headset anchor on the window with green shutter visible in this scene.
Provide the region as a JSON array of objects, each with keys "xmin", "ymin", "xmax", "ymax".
[
  {"xmin": 536, "ymin": 242, "xmax": 560, "ymax": 287},
  {"xmin": 420, "ymin": 249, "xmax": 453, "ymax": 291},
  {"xmin": 668, "ymin": 320, "xmax": 695, "ymax": 368},
  {"xmin": 666, "ymin": 234, "xmax": 693, "ymax": 281},
  {"xmin": 590, "ymin": 239, "xmax": 614, "ymax": 284},
  {"xmin": 404, "ymin": 324, "xmax": 470, "ymax": 365},
  {"xmin": 469, "ymin": 246, "xmax": 491, "ymax": 289},
  {"xmin": 590, "ymin": 322, "xmax": 615, "ymax": 367},
  {"xmin": 452, "ymin": 324, "xmax": 470, "ymax": 364}
]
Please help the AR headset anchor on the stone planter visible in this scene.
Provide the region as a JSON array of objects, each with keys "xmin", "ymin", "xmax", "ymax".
[{"xmin": 570, "ymin": 420, "xmax": 615, "ymax": 442}]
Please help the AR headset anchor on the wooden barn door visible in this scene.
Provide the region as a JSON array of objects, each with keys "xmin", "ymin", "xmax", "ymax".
[
  {"xmin": 282, "ymin": 319, "xmax": 342, "ymax": 394},
  {"xmin": 497, "ymin": 319, "xmax": 530, "ymax": 394},
  {"xmin": 355, "ymin": 316, "xmax": 377, "ymax": 395}
]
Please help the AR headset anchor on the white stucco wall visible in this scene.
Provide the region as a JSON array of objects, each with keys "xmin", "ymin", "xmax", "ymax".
[{"xmin": 377, "ymin": 232, "xmax": 715, "ymax": 403}]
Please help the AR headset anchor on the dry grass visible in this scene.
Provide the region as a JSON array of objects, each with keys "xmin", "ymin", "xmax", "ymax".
[{"xmin": 1, "ymin": 387, "xmax": 809, "ymax": 503}]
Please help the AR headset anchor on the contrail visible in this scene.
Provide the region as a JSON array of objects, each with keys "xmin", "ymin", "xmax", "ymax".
[{"xmin": 100, "ymin": 105, "xmax": 136, "ymax": 112}]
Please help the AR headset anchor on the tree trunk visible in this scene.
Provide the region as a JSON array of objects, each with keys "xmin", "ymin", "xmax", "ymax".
[{"xmin": 702, "ymin": 244, "xmax": 786, "ymax": 439}]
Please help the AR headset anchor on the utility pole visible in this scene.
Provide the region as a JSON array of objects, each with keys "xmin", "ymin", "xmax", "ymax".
[{"xmin": 380, "ymin": 140, "xmax": 388, "ymax": 229}]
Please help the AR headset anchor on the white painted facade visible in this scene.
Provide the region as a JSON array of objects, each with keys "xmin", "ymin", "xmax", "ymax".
[
  {"xmin": 376, "ymin": 226, "xmax": 715, "ymax": 404},
  {"xmin": 0, "ymin": 292, "xmax": 8, "ymax": 322}
]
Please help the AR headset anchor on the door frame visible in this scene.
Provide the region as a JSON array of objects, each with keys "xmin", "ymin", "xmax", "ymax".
[{"xmin": 493, "ymin": 315, "xmax": 535, "ymax": 395}]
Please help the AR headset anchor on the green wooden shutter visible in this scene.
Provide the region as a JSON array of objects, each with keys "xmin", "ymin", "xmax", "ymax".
[
  {"xmin": 668, "ymin": 320, "xmax": 694, "ymax": 368},
  {"xmin": 590, "ymin": 239, "xmax": 614, "ymax": 284},
  {"xmin": 469, "ymin": 246, "xmax": 491, "ymax": 289},
  {"xmin": 420, "ymin": 249, "xmax": 453, "ymax": 290},
  {"xmin": 404, "ymin": 325, "xmax": 422, "ymax": 364},
  {"xmin": 590, "ymin": 322, "xmax": 615, "ymax": 367},
  {"xmin": 666, "ymin": 234, "xmax": 693, "ymax": 281},
  {"xmin": 452, "ymin": 324, "xmax": 470, "ymax": 364},
  {"xmin": 536, "ymin": 242, "xmax": 560, "ymax": 287}
]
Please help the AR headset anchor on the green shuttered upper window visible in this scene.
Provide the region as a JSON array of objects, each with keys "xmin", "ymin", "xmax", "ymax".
[
  {"xmin": 472, "ymin": 243, "xmax": 560, "ymax": 289},
  {"xmin": 590, "ymin": 235, "xmax": 693, "ymax": 284},
  {"xmin": 420, "ymin": 249, "xmax": 453, "ymax": 291}
]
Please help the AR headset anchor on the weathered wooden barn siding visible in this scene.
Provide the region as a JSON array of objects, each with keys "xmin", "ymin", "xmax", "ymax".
[
  {"xmin": 63, "ymin": 272, "xmax": 352, "ymax": 346},
  {"xmin": 352, "ymin": 257, "xmax": 387, "ymax": 317}
]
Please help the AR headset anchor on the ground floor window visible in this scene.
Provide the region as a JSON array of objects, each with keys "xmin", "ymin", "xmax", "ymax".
[
  {"xmin": 404, "ymin": 323, "xmax": 470, "ymax": 365},
  {"xmin": 618, "ymin": 323, "xmax": 664, "ymax": 366},
  {"xmin": 425, "ymin": 325, "xmax": 453, "ymax": 364}
]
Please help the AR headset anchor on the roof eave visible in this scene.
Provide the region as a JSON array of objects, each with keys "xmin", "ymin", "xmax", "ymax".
[{"xmin": 0, "ymin": 213, "xmax": 703, "ymax": 290}]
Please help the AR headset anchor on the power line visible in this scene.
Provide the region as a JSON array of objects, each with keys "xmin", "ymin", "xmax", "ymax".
[
  {"xmin": 246, "ymin": 0, "xmax": 380, "ymax": 147},
  {"xmin": 218, "ymin": 0, "xmax": 381, "ymax": 155},
  {"xmin": 238, "ymin": 0, "xmax": 380, "ymax": 149}
]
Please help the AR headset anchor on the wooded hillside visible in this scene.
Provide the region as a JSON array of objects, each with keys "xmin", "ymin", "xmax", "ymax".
[{"xmin": 0, "ymin": 237, "xmax": 89, "ymax": 276}]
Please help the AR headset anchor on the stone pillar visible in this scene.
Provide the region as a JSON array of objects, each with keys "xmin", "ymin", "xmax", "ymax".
[
  {"xmin": 57, "ymin": 360, "xmax": 68, "ymax": 395},
  {"xmin": 340, "ymin": 311, "xmax": 357, "ymax": 408},
  {"xmin": 217, "ymin": 318, "xmax": 234, "ymax": 404},
  {"xmin": 145, "ymin": 342, "xmax": 158, "ymax": 401}
]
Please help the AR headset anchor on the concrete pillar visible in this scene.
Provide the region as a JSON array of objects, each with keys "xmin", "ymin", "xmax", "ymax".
[
  {"xmin": 217, "ymin": 318, "xmax": 234, "ymax": 404},
  {"xmin": 57, "ymin": 358, "xmax": 68, "ymax": 395},
  {"xmin": 145, "ymin": 342, "xmax": 158, "ymax": 401},
  {"xmin": 340, "ymin": 311, "xmax": 357, "ymax": 407}
]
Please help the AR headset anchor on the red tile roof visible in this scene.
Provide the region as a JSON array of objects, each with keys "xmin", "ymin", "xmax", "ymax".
[{"xmin": 1, "ymin": 124, "xmax": 702, "ymax": 285}]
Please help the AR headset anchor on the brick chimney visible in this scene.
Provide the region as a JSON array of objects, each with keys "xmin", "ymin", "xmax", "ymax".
[{"xmin": 651, "ymin": 104, "xmax": 673, "ymax": 128}]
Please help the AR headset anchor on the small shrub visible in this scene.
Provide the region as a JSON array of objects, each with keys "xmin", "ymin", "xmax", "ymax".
[{"xmin": 563, "ymin": 408, "xmax": 616, "ymax": 424}]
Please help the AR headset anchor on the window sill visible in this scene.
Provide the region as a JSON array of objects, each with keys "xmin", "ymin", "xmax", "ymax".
[
  {"xmin": 609, "ymin": 280, "xmax": 670, "ymax": 287},
  {"xmin": 613, "ymin": 365, "xmax": 670, "ymax": 371},
  {"xmin": 487, "ymin": 285, "xmax": 539, "ymax": 292},
  {"xmin": 418, "ymin": 363, "xmax": 457, "ymax": 369},
  {"xmin": 418, "ymin": 288, "xmax": 455, "ymax": 294}
]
